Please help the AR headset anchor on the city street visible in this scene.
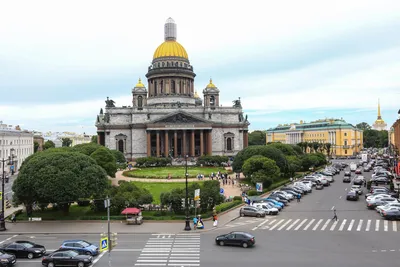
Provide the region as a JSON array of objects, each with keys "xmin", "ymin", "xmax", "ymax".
[{"xmin": 0, "ymin": 174, "xmax": 15, "ymax": 211}]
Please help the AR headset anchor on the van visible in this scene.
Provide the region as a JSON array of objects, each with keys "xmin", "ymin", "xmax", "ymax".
[{"xmin": 350, "ymin": 163, "xmax": 357, "ymax": 172}]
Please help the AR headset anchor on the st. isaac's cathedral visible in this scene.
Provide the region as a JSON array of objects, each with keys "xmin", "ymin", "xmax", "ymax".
[{"xmin": 96, "ymin": 18, "xmax": 250, "ymax": 160}]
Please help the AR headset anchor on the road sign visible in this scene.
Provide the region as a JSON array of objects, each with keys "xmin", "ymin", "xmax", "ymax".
[
  {"xmin": 10, "ymin": 165, "xmax": 14, "ymax": 170},
  {"xmin": 256, "ymin": 183, "xmax": 263, "ymax": 192},
  {"xmin": 220, "ymin": 188, "xmax": 224, "ymax": 194},
  {"xmin": 100, "ymin": 237, "xmax": 108, "ymax": 251},
  {"xmin": 194, "ymin": 189, "xmax": 200, "ymax": 201}
]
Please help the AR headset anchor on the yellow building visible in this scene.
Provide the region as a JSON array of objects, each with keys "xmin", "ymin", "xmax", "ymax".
[{"xmin": 266, "ymin": 119, "xmax": 363, "ymax": 157}]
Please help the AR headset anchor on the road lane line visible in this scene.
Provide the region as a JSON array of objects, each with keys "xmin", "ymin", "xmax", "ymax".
[
  {"xmin": 0, "ymin": 235, "xmax": 18, "ymax": 245},
  {"xmin": 278, "ymin": 219, "xmax": 292, "ymax": 231},
  {"xmin": 312, "ymin": 219, "xmax": 324, "ymax": 231},
  {"xmin": 252, "ymin": 219, "xmax": 269, "ymax": 231},
  {"xmin": 93, "ymin": 251, "xmax": 106, "ymax": 265},
  {"xmin": 393, "ymin": 221, "xmax": 397, "ymax": 232},
  {"xmin": 303, "ymin": 219, "xmax": 315, "ymax": 230},
  {"xmin": 366, "ymin": 220, "xmax": 371, "ymax": 231},
  {"xmin": 330, "ymin": 220, "xmax": 339, "ymax": 231},
  {"xmin": 268, "ymin": 219, "xmax": 277, "ymax": 225},
  {"xmin": 339, "ymin": 196, "xmax": 342, "ymax": 199},
  {"xmin": 338, "ymin": 219, "xmax": 347, "ymax": 231},
  {"xmin": 375, "ymin": 220, "xmax": 380, "ymax": 231},
  {"xmin": 269, "ymin": 219, "xmax": 285, "ymax": 230},
  {"xmin": 331, "ymin": 206, "xmax": 335, "ymax": 210},
  {"xmin": 294, "ymin": 219, "xmax": 308, "ymax": 231},
  {"xmin": 347, "ymin": 219, "xmax": 355, "ymax": 231},
  {"xmin": 286, "ymin": 219, "xmax": 300, "ymax": 230},
  {"xmin": 320, "ymin": 219, "xmax": 331, "ymax": 231},
  {"xmin": 356, "ymin": 220, "xmax": 363, "ymax": 231},
  {"xmin": 384, "ymin": 220, "xmax": 388, "ymax": 231}
]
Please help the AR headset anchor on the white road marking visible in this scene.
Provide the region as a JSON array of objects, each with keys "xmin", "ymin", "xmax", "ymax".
[
  {"xmin": 338, "ymin": 219, "xmax": 347, "ymax": 231},
  {"xmin": 320, "ymin": 219, "xmax": 331, "ymax": 231},
  {"xmin": 339, "ymin": 196, "xmax": 342, "ymax": 199},
  {"xmin": 381, "ymin": 250, "xmax": 387, "ymax": 252},
  {"xmin": 252, "ymin": 219, "xmax": 269, "ymax": 231},
  {"xmin": 347, "ymin": 219, "xmax": 355, "ymax": 231},
  {"xmin": 331, "ymin": 206, "xmax": 335, "ymax": 210},
  {"xmin": 278, "ymin": 219, "xmax": 292, "ymax": 231},
  {"xmin": 286, "ymin": 219, "xmax": 300, "ymax": 230},
  {"xmin": 375, "ymin": 220, "xmax": 380, "ymax": 231},
  {"xmin": 312, "ymin": 219, "xmax": 324, "ymax": 231},
  {"xmin": 366, "ymin": 220, "xmax": 371, "ymax": 231},
  {"xmin": 269, "ymin": 219, "xmax": 285, "ymax": 230},
  {"xmin": 294, "ymin": 219, "xmax": 308, "ymax": 231},
  {"xmin": 393, "ymin": 221, "xmax": 397, "ymax": 232},
  {"xmin": 93, "ymin": 251, "xmax": 106, "ymax": 265},
  {"xmin": 384, "ymin": 220, "xmax": 389, "ymax": 231},
  {"xmin": 0, "ymin": 235, "xmax": 18, "ymax": 245},
  {"xmin": 356, "ymin": 220, "xmax": 363, "ymax": 231},
  {"xmin": 330, "ymin": 220, "xmax": 339, "ymax": 231},
  {"xmin": 390, "ymin": 250, "xmax": 396, "ymax": 252},
  {"xmin": 303, "ymin": 219, "xmax": 315, "ymax": 230},
  {"xmin": 268, "ymin": 219, "xmax": 277, "ymax": 225},
  {"xmin": 345, "ymin": 188, "xmax": 348, "ymax": 191}
]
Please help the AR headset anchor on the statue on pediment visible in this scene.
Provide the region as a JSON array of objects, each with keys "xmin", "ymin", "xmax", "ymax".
[
  {"xmin": 233, "ymin": 97, "xmax": 242, "ymax": 108},
  {"xmin": 105, "ymin": 97, "xmax": 115, "ymax": 108}
]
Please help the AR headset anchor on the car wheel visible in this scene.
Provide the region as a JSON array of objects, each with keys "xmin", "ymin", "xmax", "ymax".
[
  {"xmin": 27, "ymin": 252, "xmax": 34, "ymax": 259},
  {"xmin": 256, "ymin": 214, "xmax": 261, "ymax": 218},
  {"xmin": 85, "ymin": 251, "xmax": 92, "ymax": 256},
  {"xmin": 48, "ymin": 263, "xmax": 55, "ymax": 267},
  {"xmin": 240, "ymin": 213, "xmax": 244, "ymax": 217},
  {"xmin": 77, "ymin": 262, "xmax": 85, "ymax": 267},
  {"xmin": 242, "ymin": 242, "xmax": 249, "ymax": 248},
  {"xmin": 219, "ymin": 241, "xmax": 224, "ymax": 246}
]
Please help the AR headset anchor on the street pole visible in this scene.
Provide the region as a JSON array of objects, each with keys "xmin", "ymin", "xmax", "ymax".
[
  {"xmin": 184, "ymin": 155, "xmax": 191, "ymax": 231},
  {"xmin": 106, "ymin": 197, "xmax": 111, "ymax": 267},
  {"xmin": 0, "ymin": 158, "xmax": 6, "ymax": 231}
]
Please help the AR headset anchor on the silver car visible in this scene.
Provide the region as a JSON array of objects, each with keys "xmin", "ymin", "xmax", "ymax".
[{"xmin": 240, "ymin": 206, "xmax": 266, "ymax": 218}]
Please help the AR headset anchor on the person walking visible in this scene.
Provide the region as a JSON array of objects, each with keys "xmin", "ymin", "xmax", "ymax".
[
  {"xmin": 297, "ymin": 194, "xmax": 301, "ymax": 202},
  {"xmin": 332, "ymin": 209, "xmax": 338, "ymax": 221},
  {"xmin": 193, "ymin": 216, "xmax": 198, "ymax": 230}
]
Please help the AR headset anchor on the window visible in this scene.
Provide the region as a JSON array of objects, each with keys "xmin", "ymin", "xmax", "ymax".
[
  {"xmin": 138, "ymin": 96, "xmax": 143, "ymax": 108},
  {"xmin": 344, "ymin": 133, "xmax": 347, "ymax": 136},
  {"xmin": 210, "ymin": 96, "xmax": 215, "ymax": 105},
  {"xmin": 227, "ymin": 138, "xmax": 232, "ymax": 151},
  {"xmin": 118, "ymin": 140, "xmax": 124, "ymax": 153},
  {"xmin": 171, "ymin": 80, "xmax": 176, "ymax": 93},
  {"xmin": 344, "ymin": 150, "xmax": 347, "ymax": 154}
]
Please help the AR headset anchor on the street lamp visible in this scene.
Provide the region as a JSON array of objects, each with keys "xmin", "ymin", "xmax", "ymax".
[
  {"xmin": 184, "ymin": 155, "xmax": 191, "ymax": 231},
  {"xmin": 0, "ymin": 149, "xmax": 14, "ymax": 231}
]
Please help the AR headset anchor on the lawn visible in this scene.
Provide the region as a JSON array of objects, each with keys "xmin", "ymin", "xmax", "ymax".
[
  {"xmin": 133, "ymin": 181, "xmax": 204, "ymax": 204},
  {"xmin": 124, "ymin": 166, "xmax": 232, "ymax": 179}
]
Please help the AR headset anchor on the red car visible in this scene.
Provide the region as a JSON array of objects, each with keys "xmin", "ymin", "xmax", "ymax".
[{"xmin": 355, "ymin": 169, "xmax": 362, "ymax": 174}]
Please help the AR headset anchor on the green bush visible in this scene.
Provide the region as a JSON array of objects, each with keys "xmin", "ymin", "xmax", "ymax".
[
  {"xmin": 135, "ymin": 157, "xmax": 172, "ymax": 167},
  {"xmin": 246, "ymin": 190, "xmax": 259, "ymax": 196},
  {"xmin": 197, "ymin": 155, "xmax": 229, "ymax": 167},
  {"xmin": 215, "ymin": 200, "xmax": 242, "ymax": 213},
  {"xmin": 233, "ymin": 196, "xmax": 242, "ymax": 201}
]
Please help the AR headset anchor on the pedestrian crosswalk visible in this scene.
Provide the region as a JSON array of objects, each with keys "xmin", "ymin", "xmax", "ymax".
[
  {"xmin": 134, "ymin": 233, "xmax": 200, "ymax": 267},
  {"xmin": 250, "ymin": 218, "xmax": 400, "ymax": 232}
]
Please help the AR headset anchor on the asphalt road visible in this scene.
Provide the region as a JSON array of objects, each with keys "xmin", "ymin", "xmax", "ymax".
[{"xmin": 0, "ymin": 174, "xmax": 15, "ymax": 211}]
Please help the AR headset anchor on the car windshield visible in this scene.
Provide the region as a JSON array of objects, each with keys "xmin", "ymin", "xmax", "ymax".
[
  {"xmin": 22, "ymin": 243, "xmax": 34, "ymax": 248},
  {"xmin": 78, "ymin": 241, "xmax": 90, "ymax": 247},
  {"xmin": 65, "ymin": 250, "xmax": 79, "ymax": 257}
]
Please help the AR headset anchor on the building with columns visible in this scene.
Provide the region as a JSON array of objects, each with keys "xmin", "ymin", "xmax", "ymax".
[
  {"xmin": 372, "ymin": 99, "xmax": 387, "ymax": 131},
  {"xmin": 266, "ymin": 118, "xmax": 363, "ymax": 157},
  {"xmin": 95, "ymin": 18, "xmax": 249, "ymax": 160}
]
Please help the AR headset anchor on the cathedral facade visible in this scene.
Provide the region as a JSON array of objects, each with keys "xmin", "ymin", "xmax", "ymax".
[{"xmin": 95, "ymin": 18, "xmax": 249, "ymax": 160}]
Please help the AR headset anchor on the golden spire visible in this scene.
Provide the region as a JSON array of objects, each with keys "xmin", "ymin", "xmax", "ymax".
[{"xmin": 377, "ymin": 98, "xmax": 382, "ymax": 119}]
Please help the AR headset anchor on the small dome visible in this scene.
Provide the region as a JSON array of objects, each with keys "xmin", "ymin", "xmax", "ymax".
[
  {"xmin": 194, "ymin": 91, "xmax": 200, "ymax": 98},
  {"xmin": 135, "ymin": 78, "xmax": 145, "ymax": 88},
  {"xmin": 206, "ymin": 78, "xmax": 216, "ymax": 88},
  {"xmin": 153, "ymin": 41, "xmax": 188, "ymax": 59}
]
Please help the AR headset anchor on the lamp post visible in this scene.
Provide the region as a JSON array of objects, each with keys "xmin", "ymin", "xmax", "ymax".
[
  {"xmin": 0, "ymin": 149, "xmax": 14, "ymax": 231},
  {"xmin": 184, "ymin": 155, "xmax": 191, "ymax": 231}
]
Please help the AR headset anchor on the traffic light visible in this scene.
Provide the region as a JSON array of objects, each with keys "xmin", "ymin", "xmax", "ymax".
[
  {"xmin": 181, "ymin": 198, "xmax": 185, "ymax": 208},
  {"xmin": 110, "ymin": 233, "xmax": 118, "ymax": 249}
]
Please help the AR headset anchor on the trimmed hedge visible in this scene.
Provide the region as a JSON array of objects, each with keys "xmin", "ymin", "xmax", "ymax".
[
  {"xmin": 215, "ymin": 200, "xmax": 242, "ymax": 213},
  {"xmin": 197, "ymin": 155, "xmax": 229, "ymax": 167},
  {"xmin": 135, "ymin": 157, "xmax": 172, "ymax": 167}
]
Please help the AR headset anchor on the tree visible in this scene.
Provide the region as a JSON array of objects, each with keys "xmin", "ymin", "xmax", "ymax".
[
  {"xmin": 325, "ymin": 143, "xmax": 332, "ymax": 158},
  {"xmin": 286, "ymin": 155, "xmax": 301, "ymax": 177},
  {"xmin": 43, "ymin": 140, "xmax": 55, "ymax": 150},
  {"xmin": 242, "ymin": 155, "xmax": 280, "ymax": 188},
  {"xmin": 72, "ymin": 143, "xmax": 102, "ymax": 156},
  {"xmin": 90, "ymin": 147, "xmax": 117, "ymax": 177},
  {"xmin": 62, "ymin": 138, "xmax": 73, "ymax": 147},
  {"xmin": 248, "ymin": 131, "xmax": 267, "ymax": 146},
  {"xmin": 312, "ymin": 142, "xmax": 320, "ymax": 153},
  {"xmin": 301, "ymin": 154, "xmax": 322, "ymax": 171},
  {"xmin": 110, "ymin": 150, "xmax": 126, "ymax": 163},
  {"xmin": 34, "ymin": 141, "xmax": 40, "ymax": 153},
  {"xmin": 356, "ymin": 122, "xmax": 371, "ymax": 131},
  {"xmin": 12, "ymin": 152, "xmax": 109, "ymax": 215},
  {"xmin": 290, "ymin": 144, "xmax": 303, "ymax": 155},
  {"xmin": 267, "ymin": 142, "xmax": 298, "ymax": 156},
  {"xmin": 363, "ymin": 129, "xmax": 388, "ymax": 148},
  {"xmin": 91, "ymin": 135, "xmax": 98, "ymax": 144}
]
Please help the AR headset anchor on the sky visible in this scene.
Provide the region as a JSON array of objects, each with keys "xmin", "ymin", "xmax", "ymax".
[{"xmin": 1, "ymin": 0, "xmax": 400, "ymax": 134}]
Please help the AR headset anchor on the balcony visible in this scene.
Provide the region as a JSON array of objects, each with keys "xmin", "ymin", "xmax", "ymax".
[{"xmin": 342, "ymin": 145, "xmax": 350, "ymax": 149}]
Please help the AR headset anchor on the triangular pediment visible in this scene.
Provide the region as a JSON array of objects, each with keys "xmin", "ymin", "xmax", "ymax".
[{"xmin": 152, "ymin": 112, "xmax": 208, "ymax": 124}]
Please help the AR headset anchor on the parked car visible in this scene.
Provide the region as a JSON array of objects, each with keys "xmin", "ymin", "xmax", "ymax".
[
  {"xmin": 252, "ymin": 203, "xmax": 279, "ymax": 215},
  {"xmin": 239, "ymin": 206, "xmax": 266, "ymax": 218},
  {"xmin": 42, "ymin": 250, "xmax": 92, "ymax": 267},
  {"xmin": 376, "ymin": 203, "xmax": 400, "ymax": 214},
  {"xmin": 59, "ymin": 240, "xmax": 99, "ymax": 256},
  {"xmin": 355, "ymin": 169, "xmax": 362, "ymax": 174},
  {"xmin": 215, "ymin": 231, "xmax": 256, "ymax": 248},
  {"xmin": 315, "ymin": 183, "xmax": 324, "ymax": 190},
  {"xmin": 351, "ymin": 185, "xmax": 363, "ymax": 195},
  {"xmin": 344, "ymin": 171, "xmax": 351, "ymax": 177},
  {"xmin": 0, "ymin": 251, "xmax": 16, "ymax": 267},
  {"xmin": 0, "ymin": 241, "xmax": 46, "ymax": 259},
  {"xmin": 346, "ymin": 191, "xmax": 359, "ymax": 201},
  {"xmin": 343, "ymin": 176, "xmax": 351, "ymax": 183},
  {"xmin": 381, "ymin": 209, "xmax": 400, "ymax": 220}
]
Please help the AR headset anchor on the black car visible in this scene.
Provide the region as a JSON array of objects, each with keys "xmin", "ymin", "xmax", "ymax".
[
  {"xmin": 346, "ymin": 191, "xmax": 359, "ymax": 201},
  {"xmin": 371, "ymin": 177, "xmax": 390, "ymax": 184},
  {"xmin": 344, "ymin": 171, "xmax": 351, "ymax": 177},
  {"xmin": 0, "ymin": 251, "xmax": 16, "ymax": 267},
  {"xmin": 0, "ymin": 241, "xmax": 46, "ymax": 259},
  {"xmin": 42, "ymin": 250, "xmax": 92, "ymax": 267},
  {"xmin": 353, "ymin": 178, "xmax": 364, "ymax": 185},
  {"xmin": 215, "ymin": 232, "xmax": 255, "ymax": 248},
  {"xmin": 343, "ymin": 177, "xmax": 351, "ymax": 183}
]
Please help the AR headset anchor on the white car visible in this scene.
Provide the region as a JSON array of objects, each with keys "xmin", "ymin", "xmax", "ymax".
[
  {"xmin": 252, "ymin": 203, "xmax": 279, "ymax": 215},
  {"xmin": 301, "ymin": 180, "xmax": 313, "ymax": 189},
  {"xmin": 375, "ymin": 203, "xmax": 400, "ymax": 213},
  {"xmin": 294, "ymin": 182, "xmax": 312, "ymax": 193},
  {"xmin": 276, "ymin": 190, "xmax": 294, "ymax": 200},
  {"xmin": 366, "ymin": 194, "xmax": 391, "ymax": 202}
]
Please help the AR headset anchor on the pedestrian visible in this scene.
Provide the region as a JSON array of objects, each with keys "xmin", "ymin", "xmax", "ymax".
[
  {"xmin": 11, "ymin": 214, "xmax": 16, "ymax": 223},
  {"xmin": 193, "ymin": 216, "xmax": 198, "ymax": 230},
  {"xmin": 332, "ymin": 209, "xmax": 338, "ymax": 221},
  {"xmin": 290, "ymin": 177, "xmax": 293, "ymax": 183},
  {"xmin": 213, "ymin": 214, "xmax": 218, "ymax": 227},
  {"xmin": 297, "ymin": 194, "xmax": 301, "ymax": 202}
]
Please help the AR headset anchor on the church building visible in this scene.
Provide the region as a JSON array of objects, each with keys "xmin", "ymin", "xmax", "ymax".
[{"xmin": 95, "ymin": 18, "xmax": 250, "ymax": 160}]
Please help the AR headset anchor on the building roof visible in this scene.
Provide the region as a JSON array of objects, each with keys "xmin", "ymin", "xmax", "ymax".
[
  {"xmin": 267, "ymin": 119, "xmax": 360, "ymax": 132},
  {"xmin": 135, "ymin": 78, "xmax": 145, "ymax": 88},
  {"xmin": 153, "ymin": 40, "xmax": 188, "ymax": 59}
]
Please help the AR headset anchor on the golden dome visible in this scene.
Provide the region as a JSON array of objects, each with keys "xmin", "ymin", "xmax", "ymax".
[
  {"xmin": 135, "ymin": 78, "xmax": 145, "ymax": 88},
  {"xmin": 206, "ymin": 78, "xmax": 216, "ymax": 88},
  {"xmin": 153, "ymin": 41, "xmax": 188, "ymax": 59}
]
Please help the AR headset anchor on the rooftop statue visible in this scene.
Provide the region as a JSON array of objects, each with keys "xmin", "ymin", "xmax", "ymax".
[
  {"xmin": 233, "ymin": 97, "xmax": 242, "ymax": 108},
  {"xmin": 105, "ymin": 97, "xmax": 115, "ymax": 108}
]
